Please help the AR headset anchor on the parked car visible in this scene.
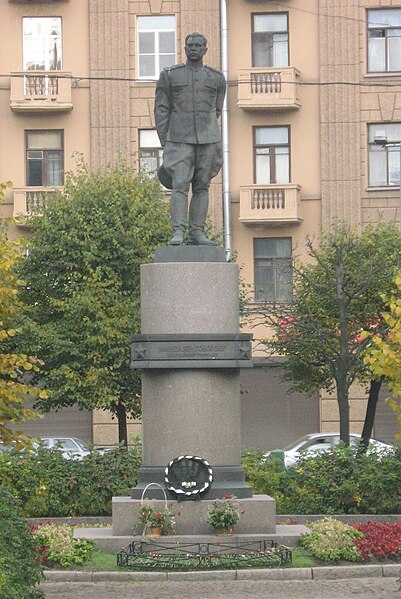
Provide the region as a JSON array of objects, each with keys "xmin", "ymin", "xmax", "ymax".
[
  {"xmin": 264, "ymin": 433, "xmax": 393, "ymax": 469},
  {"xmin": 38, "ymin": 437, "xmax": 112, "ymax": 460}
]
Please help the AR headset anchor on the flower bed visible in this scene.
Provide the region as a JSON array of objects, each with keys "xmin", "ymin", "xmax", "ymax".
[
  {"xmin": 354, "ymin": 521, "xmax": 401, "ymax": 561},
  {"xmin": 31, "ymin": 523, "xmax": 94, "ymax": 568},
  {"xmin": 300, "ymin": 517, "xmax": 401, "ymax": 563}
]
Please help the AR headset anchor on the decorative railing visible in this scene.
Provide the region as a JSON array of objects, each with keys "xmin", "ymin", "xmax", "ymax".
[
  {"xmin": 239, "ymin": 184, "xmax": 302, "ymax": 224},
  {"xmin": 25, "ymin": 73, "xmax": 59, "ymax": 96},
  {"xmin": 250, "ymin": 71, "xmax": 282, "ymax": 94},
  {"xmin": 237, "ymin": 67, "xmax": 301, "ymax": 110},
  {"xmin": 13, "ymin": 187, "xmax": 63, "ymax": 220},
  {"xmin": 10, "ymin": 71, "xmax": 73, "ymax": 112}
]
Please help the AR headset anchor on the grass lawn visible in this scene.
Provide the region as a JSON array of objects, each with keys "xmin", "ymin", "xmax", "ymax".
[{"xmin": 68, "ymin": 546, "xmax": 320, "ymax": 572}]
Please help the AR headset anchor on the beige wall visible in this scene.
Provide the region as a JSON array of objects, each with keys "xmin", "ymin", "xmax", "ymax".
[
  {"xmin": 359, "ymin": 0, "xmax": 401, "ymax": 226},
  {"xmin": 229, "ymin": 0, "xmax": 322, "ymax": 343},
  {"xmin": 0, "ymin": 0, "xmax": 90, "ymax": 211},
  {"xmin": 2, "ymin": 0, "xmax": 400, "ymax": 444}
]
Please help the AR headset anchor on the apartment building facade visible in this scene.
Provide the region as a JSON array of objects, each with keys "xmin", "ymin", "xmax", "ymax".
[{"xmin": 1, "ymin": 0, "xmax": 399, "ymax": 446}]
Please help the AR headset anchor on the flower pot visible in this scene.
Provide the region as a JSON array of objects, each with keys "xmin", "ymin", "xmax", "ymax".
[
  {"xmin": 147, "ymin": 526, "xmax": 162, "ymax": 537},
  {"xmin": 214, "ymin": 527, "xmax": 234, "ymax": 535}
]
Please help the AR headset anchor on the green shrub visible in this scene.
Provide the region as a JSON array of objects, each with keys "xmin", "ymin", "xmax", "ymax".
[
  {"xmin": 0, "ymin": 485, "xmax": 44, "ymax": 599},
  {"xmin": 242, "ymin": 444, "xmax": 401, "ymax": 515},
  {"xmin": 0, "ymin": 438, "xmax": 141, "ymax": 517},
  {"xmin": 299, "ymin": 517, "xmax": 363, "ymax": 562},
  {"xmin": 32, "ymin": 524, "xmax": 94, "ymax": 567}
]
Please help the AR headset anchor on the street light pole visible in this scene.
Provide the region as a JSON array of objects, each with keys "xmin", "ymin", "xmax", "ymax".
[{"xmin": 374, "ymin": 132, "xmax": 401, "ymax": 232}]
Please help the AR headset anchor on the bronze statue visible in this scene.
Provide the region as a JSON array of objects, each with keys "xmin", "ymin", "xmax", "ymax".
[{"xmin": 154, "ymin": 32, "xmax": 226, "ymax": 246}]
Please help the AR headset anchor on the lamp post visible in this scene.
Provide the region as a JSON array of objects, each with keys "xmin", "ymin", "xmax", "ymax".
[{"xmin": 374, "ymin": 131, "xmax": 401, "ymax": 232}]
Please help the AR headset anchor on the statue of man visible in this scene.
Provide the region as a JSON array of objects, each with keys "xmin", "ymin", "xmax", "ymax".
[{"xmin": 154, "ymin": 32, "xmax": 226, "ymax": 246}]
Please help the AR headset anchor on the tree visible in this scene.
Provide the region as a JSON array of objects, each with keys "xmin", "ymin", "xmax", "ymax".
[
  {"xmin": 363, "ymin": 273, "xmax": 401, "ymax": 441},
  {"xmin": 17, "ymin": 162, "xmax": 171, "ymax": 445},
  {"xmin": 0, "ymin": 182, "xmax": 45, "ymax": 447},
  {"xmin": 258, "ymin": 223, "xmax": 401, "ymax": 445}
]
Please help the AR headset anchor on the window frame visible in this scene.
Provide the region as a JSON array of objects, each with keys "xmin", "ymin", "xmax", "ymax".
[
  {"xmin": 136, "ymin": 15, "xmax": 176, "ymax": 80},
  {"xmin": 253, "ymin": 237, "xmax": 293, "ymax": 303},
  {"xmin": 22, "ymin": 16, "xmax": 63, "ymax": 72},
  {"xmin": 253, "ymin": 125, "xmax": 291, "ymax": 185},
  {"xmin": 367, "ymin": 123, "xmax": 401, "ymax": 188},
  {"xmin": 138, "ymin": 129, "xmax": 163, "ymax": 175},
  {"xmin": 367, "ymin": 8, "xmax": 401, "ymax": 74},
  {"xmin": 251, "ymin": 11, "xmax": 289, "ymax": 69},
  {"xmin": 25, "ymin": 130, "xmax": 64, "ymax": 187}
]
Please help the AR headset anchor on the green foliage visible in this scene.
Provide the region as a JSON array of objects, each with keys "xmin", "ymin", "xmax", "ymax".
[
  {"xmin": 299, "ymin": 517, "xmax": 363, "ymax": 562},
  {"xmin": 241, "ymin": 445, "xmax": 401, "ymax": 515},
  {"xmin": 205, "ymin": 495, "xmax": 243, "ymax": 530},
  {"xmin": 17, "ymin": 161, "xmax": 171, "ymax": 431},
  {"xmin": 363, "ymin": 273, "xmax": 401, "ymax": 440},
  {"xmin": 32, "ymin": 524, "xmax": 94, "ymax": 567},
  {"xmin": 263, "ymin": 223, "xmax": 401, "ymax": 442},
  {"xmin": 241, "ymin": 449, "xmax": 295, "ymax": 509},
  {"xmin": 0, "ymin": 440, "xmax": 141, "ymax": 517},
  {"xmin": 0, "ymin": 182, "xmax": 46, "ymax": 447},
  {"xmin": 0, "ymin": 485, "xmax": 44, "ymax": 599}
]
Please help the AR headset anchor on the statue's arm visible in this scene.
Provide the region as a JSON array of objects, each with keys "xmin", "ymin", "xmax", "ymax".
[
  {"xmin": 154, "ymin": 70, "xmax": 171, "ymax": 147},
  {"xmin": 216, "ymin": 74, "xmax": 226, "ymax": 119}
]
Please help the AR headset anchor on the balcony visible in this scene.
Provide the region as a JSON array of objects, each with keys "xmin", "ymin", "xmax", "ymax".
[
  {"xmin": 10, "ymin": 72, "xmax": 73, "ymax": 113},
  {"xmin": 237, "ymin": 67, "xmax": 301, "ymax": 111},
  {"xmin": 239, "ymin": 184, "xmax": 302, "ymax": 225},
  {"xmin": 13, "ymin": 187, "xmax": 63, "ymax": 220}
]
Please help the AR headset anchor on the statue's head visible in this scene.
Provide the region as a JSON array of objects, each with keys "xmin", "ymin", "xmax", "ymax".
[{"xmin": 185, "ymin": 32, "xmax": 208, "ymax": 63}]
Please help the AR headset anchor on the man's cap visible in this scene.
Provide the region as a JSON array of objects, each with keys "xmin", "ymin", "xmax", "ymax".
[{"xmin": 157, "ymin": 165, "xmax": 173, "ymax": 190}]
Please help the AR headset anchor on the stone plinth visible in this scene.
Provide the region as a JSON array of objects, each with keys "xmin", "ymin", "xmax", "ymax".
[{"xmin": 113, "ymin": 495, "xmax": 276, "ymax": 536}]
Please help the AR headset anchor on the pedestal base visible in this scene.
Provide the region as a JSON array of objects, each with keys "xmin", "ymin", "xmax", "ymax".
[
  {"xmin": 131, "ymin": 465, "xmax": 253, "ymax": 499},
  {"xmin": 113, "ymin": 495, "xmax": 276, "ymax": 536}
]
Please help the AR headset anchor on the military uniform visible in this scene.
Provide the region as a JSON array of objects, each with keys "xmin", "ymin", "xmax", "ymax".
[{"xmin": 154, "ymin": 62, "xmax": 226, "ymax": 242}]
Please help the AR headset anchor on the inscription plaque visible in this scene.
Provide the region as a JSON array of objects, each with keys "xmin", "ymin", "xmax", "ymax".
[{"xmin": 130, "ymin": 334, "xmax": 253, "ymax": 369}]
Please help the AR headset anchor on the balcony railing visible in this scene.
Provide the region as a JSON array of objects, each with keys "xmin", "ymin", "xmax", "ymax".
[
  {"xmin": 237, "ymin": 67, "xmax": 301, "ymax": 111},
  {"xmin": 13, "ymin": 187, "xmax": 63, "ymax": 220},
  {"xmin": 10, "ymin": 71, "xmax": 73, "ymax": 113},
  {"xmin": 239, "ymin": 184, "xmax": 302, "ymax": 224}
]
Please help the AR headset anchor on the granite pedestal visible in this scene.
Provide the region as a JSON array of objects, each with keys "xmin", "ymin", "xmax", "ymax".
[{"xmin": 109, "ymin": 246, "xmax": 277, "ymax": 539}]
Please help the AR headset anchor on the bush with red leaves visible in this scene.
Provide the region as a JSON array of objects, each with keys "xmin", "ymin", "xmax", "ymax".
[{"xmin": 353, "ymin": 521, "xmax": 401, "ymax": 561}]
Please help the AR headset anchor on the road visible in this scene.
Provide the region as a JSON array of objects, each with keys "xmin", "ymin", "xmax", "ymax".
[{"xmin": 42, "ymin": 576, "xmax": 401, "ymax": 599}]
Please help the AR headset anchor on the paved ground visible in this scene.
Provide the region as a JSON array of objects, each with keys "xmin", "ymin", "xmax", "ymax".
[{"xmin": 41, "ymin": 577, "xmax": 401, "ymax": 599}]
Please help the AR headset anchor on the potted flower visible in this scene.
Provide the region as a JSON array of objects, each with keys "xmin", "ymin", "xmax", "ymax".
[
  {"xmin": 205, "ymin": 495, "xmax": 244, "ymax": 534},
  {"xmin": 137, "ymin": 504, "xmax": 176, "ymax": 537}
]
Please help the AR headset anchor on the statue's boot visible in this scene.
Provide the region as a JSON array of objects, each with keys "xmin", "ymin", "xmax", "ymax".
[
  {"xmin": 170, "ymin": 230, "xmax": 185, "ymax": 245},
  {"xmin": 170, "ymin": 189, "xmax": 188, "ymax": 246},
  {"xmin": 188, "ymin": 186, "xmax": 215, "ymax": 245},
  {"xmin": 187, "ymin": 230, "xmax": 216, "ymax": 246}
]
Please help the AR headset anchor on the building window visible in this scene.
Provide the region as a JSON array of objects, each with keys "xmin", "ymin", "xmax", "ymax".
[
  {"xmin": 254, "ymin": 238, "xmax": 292, "ymax": 302},
  {"xmin": 368, "ymin": 123, "xmax": 401, "ymax": 187},
  {"xmin": 23, "ymin": 17, "xmax": 62, "ymax": 71},
  {"xmin": 137, "ymin": 16, "xmax": 176, "ymax": 79},
  {"xmin": 254, "ymin": 126, "xmax": 290, "ymax": 185},
  {"xmin": 367, "ymin": 9, "xmax": 401, "ymax": 73},
  {"xmin": 139, "ymin": 130, "xmax": 163, "ymax": 174},
  {"xmin": 252, "ymin": 13, "xmax": 288, "ymax": 68},
  {"xmin": 26, "ymin": 131, "xmax": 64, "ymax": 187}
]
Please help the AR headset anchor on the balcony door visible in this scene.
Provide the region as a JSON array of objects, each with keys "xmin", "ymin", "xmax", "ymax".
[{"xmin": 23, "ymin": 17, "xmax": 62, "ymax": 71}]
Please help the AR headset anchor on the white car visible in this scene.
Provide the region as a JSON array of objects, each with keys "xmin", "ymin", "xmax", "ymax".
[
  {"xmin": 39, "ymin": 437, "xmax": 112, "ymax": 460},
  {"xmin": 264, "ymin": 433, "xmax": 393, "ymax": 469}
]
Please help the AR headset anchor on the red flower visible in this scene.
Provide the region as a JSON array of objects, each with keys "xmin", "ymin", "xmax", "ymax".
[
  {"xmin": 177, "ymin": 511, "xmax": 181, "ymax": 517},
  {"xmin": 223, "ymin": 494, "xmax": 233, "ymax": 499},
  {"xmin": 156, "ymin": 513, "xmax": 162, "ymax": 519}
]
